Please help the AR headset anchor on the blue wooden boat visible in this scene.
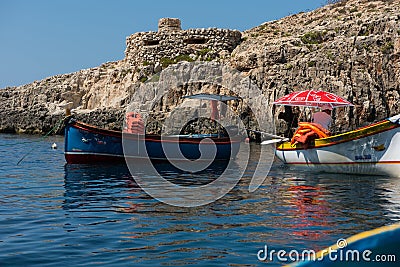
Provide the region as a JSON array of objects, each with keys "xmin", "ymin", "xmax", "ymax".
[
  {"xmin": 64, "ymin": 94, "xmax": 242, "ymax": 164},
  {"xmin": 64, "ymin": 119, "xmax": 241, "ymax": 164}
]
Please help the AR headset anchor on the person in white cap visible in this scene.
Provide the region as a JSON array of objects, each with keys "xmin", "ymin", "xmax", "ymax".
[{"xmin": 312, "ymin": 104, "xmax": 332, "ymax": 130}]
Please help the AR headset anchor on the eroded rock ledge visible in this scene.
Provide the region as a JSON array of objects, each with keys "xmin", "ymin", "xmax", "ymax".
[{"xmin": 1, "ymin": 0, "xmax": 399, "ymax": 136}]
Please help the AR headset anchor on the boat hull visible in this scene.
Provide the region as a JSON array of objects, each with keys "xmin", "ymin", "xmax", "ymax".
[
  {"xmin": 64, "ymin": 119, "xmax": 241, "ymax": 164},
  {"xmin": 275, "ymin": 116, "xmax": 400, "ymax": 177},
  {"xmin": 286, "ymin": 223, "xmax": 400, "ymax": 267}
]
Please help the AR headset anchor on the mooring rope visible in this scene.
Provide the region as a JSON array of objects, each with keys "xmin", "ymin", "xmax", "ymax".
[{"xmin": 13, "ymin": 117, "xmax": 68, "ymax": 165}]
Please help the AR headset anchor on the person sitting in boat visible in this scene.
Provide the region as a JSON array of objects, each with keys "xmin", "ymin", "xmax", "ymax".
[
  {"xmin": 291, "ymin": 105, "xmax": 332, "ymax": 146},
  {"xmin": 312, "ymin": 104, "xmax": 332, "ymax": 131}
]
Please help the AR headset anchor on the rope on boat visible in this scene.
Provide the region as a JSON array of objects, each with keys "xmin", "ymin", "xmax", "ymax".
[{"xmin": 15, "ymin": 117, "xmax": 68, "ymax": 165}]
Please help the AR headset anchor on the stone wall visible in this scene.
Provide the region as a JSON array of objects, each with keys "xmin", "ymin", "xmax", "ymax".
[{"xmin": 125, "ymin": 18, "xmax": 242, "ymax": 67}]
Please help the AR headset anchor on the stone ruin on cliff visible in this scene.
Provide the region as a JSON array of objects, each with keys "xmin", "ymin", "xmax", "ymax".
[{"xmin": 124, "ymin": 18, "xmax": 242, "ymax": 70}]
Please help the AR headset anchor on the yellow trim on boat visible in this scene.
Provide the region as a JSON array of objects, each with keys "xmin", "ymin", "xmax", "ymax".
[
  {"xmin": 345, "ymin": 223, "xmax": 400, "ymax": 245},
  {"xmin": 277, "ymin": 119, "xmax": 398, "ymax": 150},
  {"xmin": 316, "ymin": 223, "xmax": 400, "ymax": 260},
  {"xmin": 284, "ymin": 223, "xmax": 400, "ymax": 267}
]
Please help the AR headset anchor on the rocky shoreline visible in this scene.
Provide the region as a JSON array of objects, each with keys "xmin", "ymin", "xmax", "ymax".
[{"xmin": 1, "ymin": 0, "xmax": 399, "ymax": 137}]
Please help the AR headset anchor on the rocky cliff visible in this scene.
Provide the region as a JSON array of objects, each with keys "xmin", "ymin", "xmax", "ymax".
[
  {"xmin": 232, "ymin": 0, "xmax": 400, "ymax": 135},
  {"xmin": 0, "ymin": 0, "xmax": 399, "ymax": 136}
]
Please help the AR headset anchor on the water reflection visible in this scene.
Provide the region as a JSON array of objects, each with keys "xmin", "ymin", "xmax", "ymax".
[
  {"xmin": 63, "ymin": 163, "xmax": 140, "ymax": 212},
  {"xmin": 3, "ymin": 135, "xmax": 398, "ymax": 266},
  {"xmin": 149, "ymin": 160, "xmax": 230, "ymax": 186},
  {"xmin": 377, "ymin": 176, "xmax": 400, "ymax": 220},
  {"xmin": 63, "ymin": 150, "xmax": 400, "ymax": 227},
  {"xmin": 62, "ymin": 146, "xmax": 400, "ymax": 266},
  {"xmin": 268, "ymin": 166, "xmax": 400, "ymax": 245},
  {"xmin": 63, "ymin": 159, "xmax": 234, "ymax": 213},
  {"xmin": 285, "ymin": 184, "xmax": 330, "ymax": 240}
]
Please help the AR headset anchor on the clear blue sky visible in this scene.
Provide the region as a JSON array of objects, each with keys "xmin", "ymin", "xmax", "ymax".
[{"xmin": 0, "ymin": 0, "xmax": 323, "ymax": 88}]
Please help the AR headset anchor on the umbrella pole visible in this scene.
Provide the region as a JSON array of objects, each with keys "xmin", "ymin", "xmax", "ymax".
[
  {"xmin": 288, "ymin": 106, "xmax": 300, "ymax": 138},
  {"xmin": 198, "ymin": 99, "xmax": 201, "ymax": 135}
]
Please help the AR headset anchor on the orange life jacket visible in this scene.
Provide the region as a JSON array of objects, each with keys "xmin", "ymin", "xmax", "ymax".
[{"xmin": 291, "ymin": 122, "xmax": 330, "ymax": 145}]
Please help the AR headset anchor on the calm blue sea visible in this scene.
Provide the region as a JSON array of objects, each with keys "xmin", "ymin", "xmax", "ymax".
[{"xmin": 0, "ymin": 134, "xmax": 399, "ymax": 266}]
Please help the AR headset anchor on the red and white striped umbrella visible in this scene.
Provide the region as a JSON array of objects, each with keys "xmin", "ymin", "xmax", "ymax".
[{"xmin": 272, "ymin": 90, "xmax": 353, "ymax": 108}]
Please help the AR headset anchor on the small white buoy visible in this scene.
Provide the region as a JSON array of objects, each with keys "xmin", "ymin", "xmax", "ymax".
[{"xmin": 51, "ymin": 143, "xmax": 58, "ymax": 149}]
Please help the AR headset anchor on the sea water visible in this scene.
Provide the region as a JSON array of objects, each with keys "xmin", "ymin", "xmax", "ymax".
[{"xmin": 0, "ymin": 134, "xmax": 399, "ymax": 266}]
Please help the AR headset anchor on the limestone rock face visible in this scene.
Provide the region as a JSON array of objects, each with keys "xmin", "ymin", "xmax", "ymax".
[
  {"xmin": 0, "ymin": 18, "xmax": 242, "ymax": 134},
  {"xmin": 1, "ymin": 0, "xmax": 399, "ymax": 136},
  {"xmin": 231, "ymin": 0, "xmax": 400, "ymax": 134},
  {"xmin": 0, "ymin": 62, "xmax": 138, "ymax": 133}
]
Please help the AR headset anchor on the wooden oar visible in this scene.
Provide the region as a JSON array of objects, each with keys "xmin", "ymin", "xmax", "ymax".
[
  {"xmin": 261, "ymin": 138, "xmax": 289, "ymax": 145},
  {"xmin": 246, "ymin": 129, "xmax": 286, "ymax": 139},
  {"xmin": 247, "ymin": 129, "xmax": 289, "ymax": 145}
]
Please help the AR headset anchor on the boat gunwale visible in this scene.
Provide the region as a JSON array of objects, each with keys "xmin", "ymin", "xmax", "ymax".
[
  {"xmin": 277, "ymin": 119, "xmax": 400, "ymax": 151},
  {"xmin": 68, "ymin": 119, "xmax": 242, "ymax": 145}
]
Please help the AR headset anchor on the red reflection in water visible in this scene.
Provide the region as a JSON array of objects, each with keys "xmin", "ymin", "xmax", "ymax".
[{"xmin": 286, "ymin": 184, "xmax": 330, "ymax": 241}]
